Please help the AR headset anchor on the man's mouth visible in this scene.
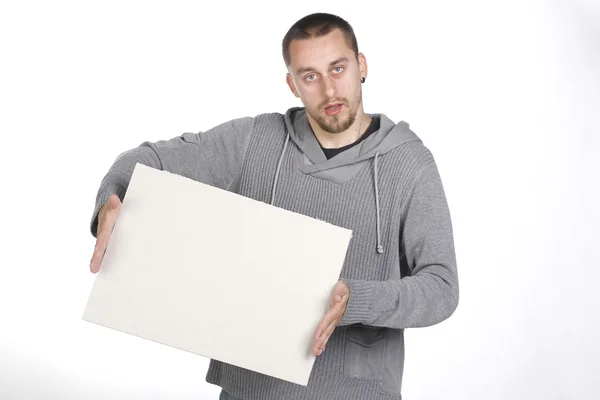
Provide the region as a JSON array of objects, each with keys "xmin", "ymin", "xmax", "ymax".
[{"xmin": 325, "ymin": 103, "xmax": 343, "ymax": 116}]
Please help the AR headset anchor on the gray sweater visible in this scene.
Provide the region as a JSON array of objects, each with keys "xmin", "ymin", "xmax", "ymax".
[{"xmin": 90, "ymin": 107, "xmax": 459, "ymax": 400}]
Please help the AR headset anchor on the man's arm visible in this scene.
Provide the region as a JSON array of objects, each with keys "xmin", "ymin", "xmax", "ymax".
[
  {"xmin": 339, "ymin": 160, "xmax": 459, "ymax": 329},
  {"xmin": 89, "ymin": 116, "xmax": 254, "ymax": 238}
]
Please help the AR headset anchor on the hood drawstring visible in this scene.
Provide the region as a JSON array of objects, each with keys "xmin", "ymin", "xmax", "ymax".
[
  {"xmin": 271, "ymin": 132, "xmax": 290, "ymax": 205},
  {"xmin": 374, "ymin": 151, "xmax": 384, "ymax": 254},
  {"xmin": 271, "ymin": 133, "xmax": 384, "ymax": 256}
]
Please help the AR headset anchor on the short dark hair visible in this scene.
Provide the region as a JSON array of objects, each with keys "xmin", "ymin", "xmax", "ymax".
[{"xmin": 282, "ymin": 13, "xmax": 359, "ymax": 67}]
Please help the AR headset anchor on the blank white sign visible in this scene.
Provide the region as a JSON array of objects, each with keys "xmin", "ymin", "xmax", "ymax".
[{"xmin": 82, "ymin": 163, "xmax": 352, "ymax": 386}]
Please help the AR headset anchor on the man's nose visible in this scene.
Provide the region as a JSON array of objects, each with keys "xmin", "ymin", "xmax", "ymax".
[{"xmin": 322, "ymin": 76, "xmax": 337, "ymax": 98}]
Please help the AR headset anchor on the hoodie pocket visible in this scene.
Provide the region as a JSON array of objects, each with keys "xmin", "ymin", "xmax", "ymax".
[{"xmin": 343, "ymin": 325, "xmax": 388, "ymax": 380}]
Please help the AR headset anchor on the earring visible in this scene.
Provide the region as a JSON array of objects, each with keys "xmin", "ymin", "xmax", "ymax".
[{"xmin": 361, "ymin": 77, "xmax": 365, "ymax": 83}]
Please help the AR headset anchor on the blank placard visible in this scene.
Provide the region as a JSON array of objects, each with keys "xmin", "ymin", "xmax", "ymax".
[{"xmin": 83, "ymin": 163, "xmax": 352, "ymax": 386}]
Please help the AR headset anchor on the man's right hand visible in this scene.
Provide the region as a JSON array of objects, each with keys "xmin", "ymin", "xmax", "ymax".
[{"xmin": 90, "ymin": 194, "xmax": 122, "ymax": 273}]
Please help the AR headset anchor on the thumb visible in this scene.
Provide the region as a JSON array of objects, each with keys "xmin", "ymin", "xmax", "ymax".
[
  {"xmin": 108, "ymin": 193, "xmax": 122, "ymax": 209},
  {"xmin": 335, "ymin": 281, "xmax": 349, "ymax": 302},
  {"xmin": 333, "ymin": 288, "xmax": 343, "ymax": 304}
]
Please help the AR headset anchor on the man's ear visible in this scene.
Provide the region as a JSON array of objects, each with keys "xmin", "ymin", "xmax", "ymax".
[
  {"xmin": 286, "ymin": 73, "xmax": 300, "ymax": 98},
  {"xmin": 357, "ymin": 52, "xmax": 368, "ymax": 80}
]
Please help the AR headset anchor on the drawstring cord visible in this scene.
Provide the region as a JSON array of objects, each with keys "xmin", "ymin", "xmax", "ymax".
[
  {"xmin": 374, "ymin": 151, "xmax": 384, "ymax": 254},
  {"xmin": 271, "ymin": 133, "xmax": 290, "ymax": 205}
]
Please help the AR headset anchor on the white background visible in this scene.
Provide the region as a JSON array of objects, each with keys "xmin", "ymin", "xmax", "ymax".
[{"xmin": 0, "ymin": 0, "xmax": 598, "ymax": 399}]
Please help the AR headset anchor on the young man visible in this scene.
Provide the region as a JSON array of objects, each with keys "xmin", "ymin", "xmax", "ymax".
[{"xmin": 89, "ymin": 13, "xmax": 459, "ymax": 400}]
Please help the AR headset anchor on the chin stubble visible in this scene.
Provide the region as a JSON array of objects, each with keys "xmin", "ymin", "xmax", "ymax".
[{"xmin": 315, "ymin": 87, "xmax": 363, "ymax": 134}]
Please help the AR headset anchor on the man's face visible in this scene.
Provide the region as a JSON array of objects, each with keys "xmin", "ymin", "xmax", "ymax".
[{"xmin": 286, "ymin": 29, "xmax": 366, "ymax": 134}]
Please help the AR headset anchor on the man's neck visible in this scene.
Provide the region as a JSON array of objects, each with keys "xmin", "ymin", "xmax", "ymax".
[{"xmin": 309, "ymin": 111, "xmax": 372, "ymax": 149}]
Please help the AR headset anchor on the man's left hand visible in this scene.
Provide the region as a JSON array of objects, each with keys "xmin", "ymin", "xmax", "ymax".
[{"xmin": 313, "ymin": 280, "xmax": 349, "ymax": 356}]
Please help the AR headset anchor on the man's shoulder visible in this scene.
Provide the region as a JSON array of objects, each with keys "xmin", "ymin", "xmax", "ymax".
[
  {"xmin": 387, "ymin": 139, "xmax": 435, "ymax": 170},
  {"xmin": 252, "ymin": 110, "xmax": 287, "ymax": 123},
  {"xmin": 245, "ymin": 111, "xmax": 289, "ymax": 138}
]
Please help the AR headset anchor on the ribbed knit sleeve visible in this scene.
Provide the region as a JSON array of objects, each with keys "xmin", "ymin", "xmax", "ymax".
[
  {"xmin": 89, "ymin": 117, "xmax": 254, "ymax": 238},
  {"xmin": 339, "ymin": 160, "xmax": 459, "ymax": 328}
]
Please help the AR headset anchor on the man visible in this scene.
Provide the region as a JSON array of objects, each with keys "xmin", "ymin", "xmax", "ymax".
[{"xmin": 89, "ymin": 12, "xmax": 459, "ymax": 400}]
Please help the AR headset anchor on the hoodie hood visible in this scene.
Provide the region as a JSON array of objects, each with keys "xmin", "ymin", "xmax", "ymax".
[
  {"xmin": 282, "ymin": 106, "xmax": 421, "ymax": 183},
  {"xmin": 270, "ymin": 107, "xmax": 422, "ymax": 256}
]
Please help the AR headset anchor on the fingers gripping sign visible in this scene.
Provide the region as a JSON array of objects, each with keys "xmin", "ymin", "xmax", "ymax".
[
  {"xmin": 90, "ymin": 194, "xmax": 122, "ymax": 273},
  {"xmin": 313, "ymin": 280, "xmax": 349, "ymax": 356}
]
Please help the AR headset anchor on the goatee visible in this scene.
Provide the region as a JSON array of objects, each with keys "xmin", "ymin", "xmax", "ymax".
[{"xmin": 311, "ymin": 88, "xmax": 362, "ymax": 134}]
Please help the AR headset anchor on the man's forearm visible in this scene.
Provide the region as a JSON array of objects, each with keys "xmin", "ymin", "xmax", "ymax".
[{"xmin": 339, "ymin": 160, "xmax": 459, "ymax": 329}]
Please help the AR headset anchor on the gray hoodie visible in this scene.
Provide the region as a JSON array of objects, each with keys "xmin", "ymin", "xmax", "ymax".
[
  {"xmin": 280, "ymin": 107, "xmax": 421, "ymax": 254},
  {"xmin": 90, "ymin": 106, "xmax": 459, "ymax": 400}
]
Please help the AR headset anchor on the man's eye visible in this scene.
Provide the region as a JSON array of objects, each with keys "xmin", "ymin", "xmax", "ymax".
[
  {"xmin": 305, "ymin": 74, "xmax": 316, "ymax": 81},
  {"xmin": 333, "ymin": 66, "xmax": 344, "ymax": 73}
]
